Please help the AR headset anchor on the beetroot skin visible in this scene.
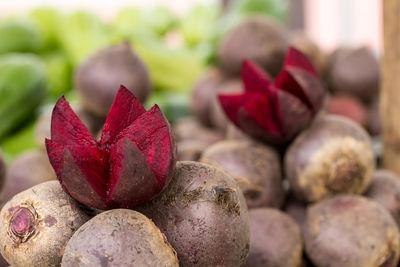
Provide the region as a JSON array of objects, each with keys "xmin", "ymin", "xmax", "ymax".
[
  {"xmin": 46, "ymin": 86, "xmax": 177, "ymax": 210},
  {"xmin": 219, "ymin": 47, "xmax": 326, "ymax": 145}
]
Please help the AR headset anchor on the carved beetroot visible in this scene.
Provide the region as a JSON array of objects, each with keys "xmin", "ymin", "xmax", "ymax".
[
  {"xmin": 45, "ymin": 86, "xmax": 177, "ymax": 210},
  {"xmin": 219, "ymin": 47, "xmax": 326, "ymax": 144}
]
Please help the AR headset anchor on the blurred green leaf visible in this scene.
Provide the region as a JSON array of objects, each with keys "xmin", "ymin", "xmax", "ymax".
[
  {"xmin": 0, "ymin": 18, "xmax": 43, "ymax": 54},
  {"xmin": 29, "ymin": 8, "xmax": 62, "ymax": 51},
  {"xmin": 57, "ymin": 11, "xmax": 110, "ymax": 66},
  {"xmin": 40, "ymin": 51, "xmax": 73, "ymax": 98}
]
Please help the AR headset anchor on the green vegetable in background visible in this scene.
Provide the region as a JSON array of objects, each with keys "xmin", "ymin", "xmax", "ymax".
[
  {"xmin": 57, "ymin": 11, "xmax": 110, "ymax": 66},
  {"xmin": 233, "ymin": 0, "xmax": 288, "ymax": 21},
  {"xmin": 113, "ymin": 6, "xmax": 176, "ymax": 40},
  {"xmin": 0, "ymin": 18, "xmax": 43, "ymax": 54},
  {"xmin": 40, "ymin": 51, "xmax": 72, "ymax": 98},
  {"xmin": 0, "ymin": 53, "xmax": 47, "ymax": 141},
  {"xmin": 180, "ymin": 4, "xmax": 219, "ymax": 47},
  {"xmin": 131, "ymin": 35, "xmax": 205, "ymax": 93},
  {"xmin": 29, "ymin": 8, "xmax": 62, "ymax": 51}
]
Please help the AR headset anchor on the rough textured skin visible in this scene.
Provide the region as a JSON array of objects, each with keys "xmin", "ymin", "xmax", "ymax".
[
  {"xmin": 190, "ymin": 68, "xmax": 226, "ymax": 127},
  {"xmin": 0, "ymin": 151, "xmax": 56, "ymax": 203},
  {"xmin": 327, "ymin": 47, "xmax": 379, "ymax": 103},
  {"xmin": 304, "ymin": 195, "xmax": 400, "ymax": 267},
  {"xmin": 201, "ymin": 140, "xmax": 284, "ymax": 209},
  {"xmin": 285, "ymin": 115, "xmax": 375, "ymax": 203},
  {"xmin": 61, "ymin": 209, "xmax": 179, "ymax": 267},
  {"xmin": 75, "ymin": 42, "xmax": 152, "ymax": 117},
  {"xmin": 364, "ymin": 170, "xmax": 400, "ymax": 226},
  {"xmin": 245, "ymin": 208, "xmax": 303, "ymax": 267},
  {"xmin": 0, "ymin": 149, "xmax": 5, "ymax": 192},
  {"xmin": 0, "ymin": 181, "xmax": 90, "ymax": 267},
  {"xmin": 218, "ymin": 16, "xmax": 288, "ymax": 77},
  {"xmin": 139, "ymin": 161, "xmax": 250, "ymax": 267}
]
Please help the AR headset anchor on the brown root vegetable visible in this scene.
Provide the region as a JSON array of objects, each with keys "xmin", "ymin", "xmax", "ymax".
[
  {"xmin": 327, "ymin": 47, "xmax": 379, "ymax": 103},
  {"xmin": 61, "ymin": 209, "xmax": 178, "ymax": 267},
  {"xmin": 245, "ymin": 208, "xmax": 303, "ymax": 267},
  {"xmin": 177, "ymin": 140, "xmax": 208, "ymax": 161},
  {"xmin": 326, "ymin": 94, "xmax": 368, "ymax": 127},
  {"xmin": 304, "ymin": 195, "xmax": 400, "ymax": 267},
  {"xmin": 209, "ymin": 79, "xmax": 243, "ymax": 131},
  {"xmin": 0, "ymin": 150, "xmax": 5, "ymax": 192},
  {"xmin": 364, "ymin": 170, "xmax": 400, "ymax": 226},
  {"xmin": 0, "ymin": 151, "xmax": 55, "ymax": 203},
  {"xmin": 289, "ymin": 31, "xmax": 327, "ymax": 76},
  {"xmin": 218, "ymin": 16, "xmax": 288, "ymax": 76},
  {"xmin": 285, "ymin": 115, "xmax": 375, "ymax": 203},
  {"xmin": 190, "ymin": 68, "xmax": 225, "ymax": 126},
  {"xmin": 201, "ymin": 140, "xmax": 284, "ymax": 209},
  {"xmin": 75, "ymin": 42, "xmax": 151, "ymax": 117},
  {"xmin": 0, "ymin": 181, "xmax": 90, "ymax": 267},
  {"xmin": 139, "ymin": 161, "xmax": 250, "ymax": 266},
  {"xmin": 173, "ymin": 117, "xmax": 224, "ymax": 144}
]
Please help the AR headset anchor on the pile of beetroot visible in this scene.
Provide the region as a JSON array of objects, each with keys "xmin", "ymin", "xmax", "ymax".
[{"xmin": 0, "ymin": 15, "xmax": 393, "ymax": 267}]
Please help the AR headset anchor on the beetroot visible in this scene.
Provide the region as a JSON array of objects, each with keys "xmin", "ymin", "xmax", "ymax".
[
  {"xmin": 245, "ymin": 208, "xmax": 303, "ymax": 267},
  {"xmin": 173, "ymin": 117, "xmax": 224, "ymax": 144},
  {"xmin": 326, "ymin": 94, "xmax": 368, "ymax": 126},
  {"xmin": 218, "ymin": 16, "xmax": 288, "ymax": 76},
  {"xmin": 201, "ymin": 140, "xmax": 284, "ymax": 209},
  {"xmin": 285, "ymin": 115, "xmax": 375, "ymax": 203},
  {"xmin": 75, "ymin": 42, "xmax": 152, "ymax": 117},
  {"xmin": 0, "ymin": 181, "xmax": 90, "ymax": 267},
  {"xmin": 364, "ymin": 170, "xmax": 400, "ymax": 226},
  {"xmin": 327, "ymin": 47, "xmax": 379, "ymax": 103},
  {"xmin": 45, "ymin": 86, "xmax": 177, "ymax": 210},
  {"xmin": 190, "ymin": 68, "xmax": 225, "ymax": 127},
  {"xmin": 304, "ymin": 195, "xmax": 400, "ymax": 267},
  {"xmin": 139, "ymin": 161, "xmax": 250, "ymax": 266},
  {"xmin": 283, "ymin": 194, "xmax": 307, "ymax": 231},
  {"xmin": 61, "ymin": 209, "xmax": 179, "ymax": 266},
  {"xmin": 0, "ymin": 151, "xmax": 55, "ymax": 204},
  {"xmin": 219, "ymin": 47, "xmax": 326, "ymax": 145}
]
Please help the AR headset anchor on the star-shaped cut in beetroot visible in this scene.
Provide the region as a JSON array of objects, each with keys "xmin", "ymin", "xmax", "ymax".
[
  {"xmin": 46, "ymin": 86, "xmax": 177, "ymax": 210},
  {"xmin": 219, "ymin": 47, "xmax": 326, "ymax": 144}
]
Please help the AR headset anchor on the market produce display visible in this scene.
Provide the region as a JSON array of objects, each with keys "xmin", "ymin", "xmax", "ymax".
[{"xmin": 0, "ymin": 0, "xmax": 392, "ymax": 266}]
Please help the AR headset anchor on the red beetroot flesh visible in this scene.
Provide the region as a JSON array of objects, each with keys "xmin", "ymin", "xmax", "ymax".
[
  {"xmin": 219, "ymin": 47, "xmax": 326, "ymax": 144},
  {"xmin": 10, "ymin": 207, "xmax": 35, "ymax": 237},
  {"xmin": 46, "ymin": 86, "xmax": 177, "ymax": 210}
]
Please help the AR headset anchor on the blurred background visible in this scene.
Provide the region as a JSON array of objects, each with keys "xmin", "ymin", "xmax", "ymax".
[{"xmin": 0, "ymin": 0, "xmax": 382, "ymax": 162}]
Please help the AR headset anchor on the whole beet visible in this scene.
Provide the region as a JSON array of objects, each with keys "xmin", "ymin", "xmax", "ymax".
[
  {"xmin": 326, "ymin": 94, "xmax": 368, "ymax": 127},
  {"xmin": 245, "ymin": 208, "xmax": 303, "ymax": 267},
  {"xmin": 201, "ymin": 140, "xmax": 284, "ymax": 209},
  {"xmin": 190, "ymin": 68, "xmax": 225, "ymax": 126},
  {"xmin": 285, "ymin": 115, "xmax": 375, "ymax": 203},
  {"xmin": 173, "ymin": 117, "xmax": 224, "ymax": 144},
  {"xmin": 364, "ymin": 170, "xmax": 400, "ymax": 226},
  {"xmin": 304, "ymin": 195, "xmax": 400, "ymax": 267},
  {"xmin": 75, "ymin": 42, "xmax": 151, "ymax": 117},
  {"xmin": 218, "ymin": 16, "xmax": 288, "ymax": 76},
  {"xmin": 0, "ymin": 150, "xmax": 55, "ymax": 203},
  {"xmin": 139, "ymin": 161, "xmax": 250, "ymax": 267},
  {"xmin": 61, "ymin": 209, "xmax": 179, "ymax": 267},
  {"xmin": 327, "ymin": 47, "xmax": 379, "ymax": 103},
  {"xmin": 0, "ymin": 181, "xmax": 90, "ymax": 267}
]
